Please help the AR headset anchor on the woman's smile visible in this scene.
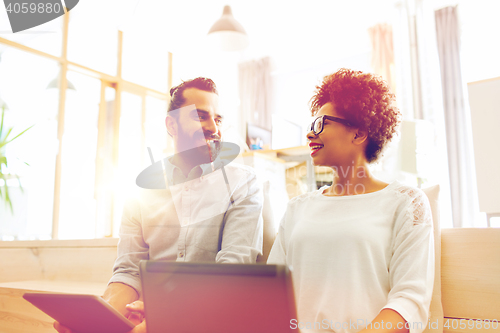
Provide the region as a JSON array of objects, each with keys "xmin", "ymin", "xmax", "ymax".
[{"xmin": 309, "ymin": 142, "xmax": 324, "ymax": 156}]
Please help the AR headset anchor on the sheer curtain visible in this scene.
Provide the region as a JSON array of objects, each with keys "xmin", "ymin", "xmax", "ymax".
[
  {"xmin": 238, "ymin": 57, "xmax": 273, "ymax": 134},
  {"xmin": 392, "ymin": 0, "xmax": 453, "ymax": 227},
  {"xmin": 367, "ymin": 22, "xmax": 401, "ymax": 182},
  {"xmin": 368, "ymin": 23, "xmax": 396, "ymax": 93},
  {"xmin": 435, "ymin": 6, "xmax": 479, "ymax": 227}
]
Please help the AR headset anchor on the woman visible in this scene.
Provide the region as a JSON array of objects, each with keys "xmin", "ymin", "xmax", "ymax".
[{"xmin": 268, "ymin": 68, "xmax": 434, "ymax": 333}]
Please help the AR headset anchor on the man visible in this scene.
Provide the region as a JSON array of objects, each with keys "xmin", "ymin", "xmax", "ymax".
[{"xmin": 54, "ymin": 77, "xmax": 263, "ymax": 333}]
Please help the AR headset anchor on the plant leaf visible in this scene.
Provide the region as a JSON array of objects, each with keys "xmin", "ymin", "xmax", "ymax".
[
  {"xmin": 0, "ymin": 127, "xmax": 13, "ymax": 146},
  {"xmin": 3, "ymin": 182, "xmax": 13, "ymax": 214},
  {"xmin": 0, "ymin": 107, "xmax": 4, "ymax": 137},
  {"xmin": 13, "ymin": 157, "xmax": 29, "ymax": 166},
  {"xmin": 3, "ymin": 125, "xmax": 33, "ymax": 146},
  {"xmin": 14, "ymin": 174, "xmax": 24, "ymax": 193},
  {"xmin": 0, "ymin": 108, "xmax": 32, "ymax": 214}
]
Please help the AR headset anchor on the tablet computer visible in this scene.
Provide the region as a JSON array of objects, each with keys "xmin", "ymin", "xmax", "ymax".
[{"xmin": 23, "ymin": 293, "xmax": 136, "ymax": 333}]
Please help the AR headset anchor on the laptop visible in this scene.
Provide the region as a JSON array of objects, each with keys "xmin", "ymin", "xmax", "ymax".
[{"xmin": 140, "ymin": 261, "xmax": 297, "ymax": 333}]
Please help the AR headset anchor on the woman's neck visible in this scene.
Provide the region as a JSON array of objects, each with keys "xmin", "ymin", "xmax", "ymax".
[{"xmin": 324, "ymin": 158, "xmax": 388, "ymax": 196}]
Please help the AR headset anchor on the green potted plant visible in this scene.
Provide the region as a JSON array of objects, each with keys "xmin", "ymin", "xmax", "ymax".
[{"xmin": 0, "ymin": 104, "xmax": 32, "ymax": 213}]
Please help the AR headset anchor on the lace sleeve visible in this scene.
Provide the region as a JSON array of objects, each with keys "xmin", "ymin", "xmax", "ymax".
[
  {"xmin": 384, "ymin": 185, "xmax": 434, "ymax": 333},
  {"xmin": 396, "ymin": 186, "xmax": 433, "ymax": 227}
]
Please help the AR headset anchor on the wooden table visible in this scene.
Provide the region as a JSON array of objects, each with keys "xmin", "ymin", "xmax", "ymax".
[
  {"xmin": 0, "ymin": 239, "xmax": 117, "ymax": 333},
  {"xmin": 0, "ymin": 280, "xmax": 107, "ymax": 333}
]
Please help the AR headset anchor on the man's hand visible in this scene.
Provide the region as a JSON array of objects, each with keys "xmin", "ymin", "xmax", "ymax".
[
  {"xmin": 53, "ymin": 301, "xmax": 146, "ymax": 333},
  {"xmin": 125, "ymin": 301, "xmax": 147, "ymax": 333},
  {"xmin": 103, "ymin": 282, "xmax": 140, "ymax": 316},
  {"xmin": 53, "ymin": 321, "xmax": 74, "ymax": 333}
]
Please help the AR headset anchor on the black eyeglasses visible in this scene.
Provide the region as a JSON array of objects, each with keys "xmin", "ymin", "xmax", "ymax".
[{"xmin": 309, "ymin": 115, "xmax": 353, "ymax": 136}]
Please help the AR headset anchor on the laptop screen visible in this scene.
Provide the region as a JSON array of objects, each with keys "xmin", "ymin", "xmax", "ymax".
[{"xmin": 140, "ymin": 261, "xmax": 296, "ymax": 333}]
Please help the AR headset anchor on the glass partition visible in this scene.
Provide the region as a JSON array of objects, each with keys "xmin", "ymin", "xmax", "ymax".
[
  {"xmin": 0, "ymin": 47, "xmax": 59, "ymax": 240},
  {"xmin": 57, "ymin": 71, "xmax": 100, "ymax": 239},
  {"xmin": 67, "ymin": 1, "xmax": 118, "ymax": 75},
  {"xmin": 0, "ymin": 13, "xmax": 63, "ymax": 57},
  {"xmin": 122, "ymin": 30, "xmax": 170, "ymax": 92},
  {"xmin": 113, "ymin": 91, "xmax": 143, "ymax": 236},
  {"xmin": 0, "ymin": 5, "xmax": 170, "ymax": 240},
  {"xmin": 144, "ymin": 95, "xmax": 169, "ymax": 160}
]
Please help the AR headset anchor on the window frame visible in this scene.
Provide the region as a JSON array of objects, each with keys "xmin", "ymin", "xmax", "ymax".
[{"xmin": 0, "ymin": 11, "xmax": 172, "ymax": 239}]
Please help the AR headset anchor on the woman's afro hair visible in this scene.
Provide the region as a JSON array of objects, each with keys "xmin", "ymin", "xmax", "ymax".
[{"xmin": 310, "ymin": 68, "xmax": 401, "ymax": 163}]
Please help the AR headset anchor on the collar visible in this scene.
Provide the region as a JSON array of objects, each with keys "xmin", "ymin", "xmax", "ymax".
[{"xmin": 164, "ymin": 156, "xmax": 224, "ymax": 186}]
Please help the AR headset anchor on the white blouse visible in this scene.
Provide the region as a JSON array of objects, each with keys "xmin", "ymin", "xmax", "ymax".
[{"xmin": 268, "ymin": 181, "xmax": 434, "ymax": 333}]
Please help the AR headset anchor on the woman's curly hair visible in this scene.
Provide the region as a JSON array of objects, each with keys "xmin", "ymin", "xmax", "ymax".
[{"xmin": 310, "ymin": 68, "xmax": 401, "ymax": 163}]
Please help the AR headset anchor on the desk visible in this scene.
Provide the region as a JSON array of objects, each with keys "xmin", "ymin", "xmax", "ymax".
[
  {"xmin": 0, "ymin": 280, "xmax": 107, "ymax": 333},
  {"xmin": 0, "ymin": 239, "xmax": 117, "ymax": 333},
  {"xmin": 244, "ymin": 146, "xmax": 317, "ymax": 192},
  {"xmin": 2, "ymin": 229, "xmax": 500, "ymax": 333},
  {"xmin": 0, "ymin": 280, "xmax": 107, "ymax": 295}
]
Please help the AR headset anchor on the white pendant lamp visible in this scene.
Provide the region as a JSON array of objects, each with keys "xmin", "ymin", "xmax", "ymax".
[
  {"xmin": 46, "ymin": 74, "xmax": 77, "ymax": 90},
  {"xmin": 207, "ymin": 5, "xmax": 249, "ymax": 52}
]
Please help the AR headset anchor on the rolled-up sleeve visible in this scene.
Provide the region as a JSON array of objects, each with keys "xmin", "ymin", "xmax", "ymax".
[
  {"xmin": 108, "ymin": 198, "xmax": 149, "ymax": 294},
  {"xmin": 384, "ymin": 190, "xmax": 435, "ymax": 333}
]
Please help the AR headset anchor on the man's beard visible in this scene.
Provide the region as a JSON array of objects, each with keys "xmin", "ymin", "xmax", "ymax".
[
  {"xmin": 206, "ymin": 136, "xmax": 222, "ymax": 162},
  {"xmin": 177, "ymin": 127, "xmax": 222, "ymax": 165}
]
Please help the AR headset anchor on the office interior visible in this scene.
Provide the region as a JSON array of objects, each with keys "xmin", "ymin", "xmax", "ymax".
[{"xmin": 0, "ymin": 0, "xmax": 499, "ymax": 332}]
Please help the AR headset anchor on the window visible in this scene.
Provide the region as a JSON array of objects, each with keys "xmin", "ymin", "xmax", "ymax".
[
  {"xmin": 0, "ymin": 49, "xmax": 59, "ymax": 240},
  {"xmin": 0, "ymin": 11, "xmax": 171, "ymax": 240},
  {"xmin": 58, "ymin": 72, "xmax": 100, "ymax": 239}
]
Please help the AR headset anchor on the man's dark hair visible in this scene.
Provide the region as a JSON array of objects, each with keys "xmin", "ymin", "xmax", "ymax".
[{"xmin": 168, "ymin": 77, "xmax": 218, "ymax": 113}]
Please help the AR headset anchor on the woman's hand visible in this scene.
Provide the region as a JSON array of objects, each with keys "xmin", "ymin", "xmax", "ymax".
[{"xmin": 359, "ymin": 309, "xmax": 409, "ymax": 333}]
